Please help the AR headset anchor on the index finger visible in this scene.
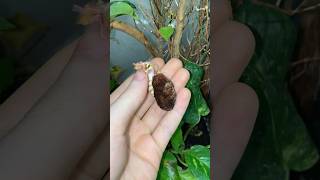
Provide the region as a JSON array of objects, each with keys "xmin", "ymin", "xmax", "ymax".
[
  {"xmin": 213, "ymin": 0, "xmax": 233, "ymax": 33},
  {"xmin": 110, "ymin": 58, "xmax": 165, "ymax": 104}
]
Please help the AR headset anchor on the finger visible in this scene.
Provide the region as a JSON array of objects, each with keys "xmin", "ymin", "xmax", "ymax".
[
  {"xmin": 152, "ymin": 88, "xmax": 191, "ymax": 152},
  {"xmin": 0, "ymin": 39, "xmax": 79, "ymax": 138},
  {"xmin": 213, "ymin": 83, "xmax": 258, "ymax": 180},
  {"xmin": 110, "ymin": 75, "xmax": 133, "ymax": 104},
  {"xmin": 213, "ymin": 0, "xmax": 233, "ymax": 33},
  {"xmin": 70, "ymin": 127, "xmax": 109, "ymax": 180},
  {"xmin": 142, "ymin": 68, "xmax": 189, "ymax": 131},
  {"xmin": 136, "ymin": 58, "xmax": 183, "ymax": 118},
  {"xmin": 75, "ymin": 22, "xmax": 106, "ymax": 59},
  {"xmin": 110, "ymin": 58, "xmax": 165, "ymax": 104},
  {"xmin": 110, "ymin": 71, "xmax": 148, "ymax": 134},
  {"xmin": 212, "ymin": 21, "xmax": 255, "ymax": 98}
]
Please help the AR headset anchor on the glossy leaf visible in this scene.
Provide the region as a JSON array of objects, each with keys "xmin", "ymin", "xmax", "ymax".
[
  {"xmin": 178, "ymin": 168, "xmax": 196, "ymax": 179},
  {"xmin": 183, "ymin": 60, "xmax": 210, "ymax": 125},
  {"xmin": 171, "ymin": 127, "xmax": 184, "ymax": 152},
  {"xmin": 232, "ymin": 1, "xmax": 319, "ymax": 179},
  {"xmin": 158, "ymin": 146, "xmax": 210, "ymax": 180},
  {"xmin": 157, "ymin": 151, "xmax": 180, "ymax": 180},
  {"xmin": 110, "ymin": 1, "xmax": 137, "ymax": 19},
  {"xmin": 183, "ymin": 145, "xmax": 210, "ymax": 179},
  {"xmin": 159, "ymin": 26, "xmax": 174, "ymax": 41}
]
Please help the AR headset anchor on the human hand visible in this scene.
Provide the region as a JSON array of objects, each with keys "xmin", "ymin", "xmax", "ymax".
[{"xmin": 110, "ymin": 58, "xmax": 191, "ymax": 180}]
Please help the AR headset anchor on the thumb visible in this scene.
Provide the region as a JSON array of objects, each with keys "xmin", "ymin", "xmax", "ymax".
[{"xmin": 110, "ymin": 71, "xmax": 148, "ymax": 134}]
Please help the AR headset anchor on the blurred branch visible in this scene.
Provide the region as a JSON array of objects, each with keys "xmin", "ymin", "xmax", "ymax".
[
  {"xmin": 292, "ymin": 2, "xmax": 320, "ymax": 15},
  {"xmin": 110, "ymin": 20, "xmax": 159, "ymax": 57},
  {"xmin": 292, "ymin": 57, "xmax": 320, "ymax": 67},
  {"xmin": 252, "ymin": 0, "xmax": 291, "ymax": 15},
  {"xmin": 254, "ymin": 0, "xmax": 320, "ymax": 15},
  {"xmin": 276, "ymin": 0, "xmax": 282, "ymax": 7}
]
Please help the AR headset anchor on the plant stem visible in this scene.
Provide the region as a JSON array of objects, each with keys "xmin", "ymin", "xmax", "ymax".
[
  {"xmin": 110, "ymin": 20, "xmax": 159, "ymax": 57},
  {"xmin": 175, "ymin": 154, "xmax": 188, "ymax": 167},
  {"xmin": 184, "ymin": 124, "xmax": 196, "ymax": 141},
  {"xmin": 172, "ymin": 0, "xmax": 186, "ymax": 58}
]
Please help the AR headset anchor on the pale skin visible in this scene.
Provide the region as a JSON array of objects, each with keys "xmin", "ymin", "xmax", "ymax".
[
  {"xmin": 110, "ymin": 58, "xmax": 191, "ymax": 180},
  {"xmin": 0, "ymin": 0, "xmax": 258, "ymax": 179}
]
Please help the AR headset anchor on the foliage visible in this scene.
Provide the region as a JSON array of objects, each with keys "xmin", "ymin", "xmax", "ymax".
[
  {"xmin": 183, "ymin": 60, "xmax": 210, "ymax": 125},
  {"xmin": 0, "ymin": 17, "xmax": 15, "ymax": 31},
  {"xmin": 157, "ymin": 145, "xmax": 210, "ymax": 180},
  {"xmin": 110, "ymin": 1, "xmax": 137, "ymax": 20},
  {"xmin": 0, "ymin": 57, "xmax": 14, "ymax": 96},
  {"xmin": 171, "ymin": 127, "xmax": 184, "ymax": 152},
  {"xmin": 231, "ymin": 1, "xmax": 319, "ymax": 179},
  {"xmin": 110, "ymin": 65, "xmax": 123, "ymax": 93},
  {"xmin": 0, "ymin": 13, "xmax": 47, "ymax": 52},
  {"xmin": 110, "ymin": 79, "xmax": 119, "ymax": 92},
  {"xmin": 159, "ymin": 26, "xmax": 175, "ymax": 42}
]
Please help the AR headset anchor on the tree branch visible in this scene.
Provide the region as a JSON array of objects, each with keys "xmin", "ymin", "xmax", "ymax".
[
  {"xmin": 172, "ymin": 0, "xmax": 187, "ymax": 58},
  {"xmin": 110, "ymin": 20, "xmax": 159, "ymax": 57}
]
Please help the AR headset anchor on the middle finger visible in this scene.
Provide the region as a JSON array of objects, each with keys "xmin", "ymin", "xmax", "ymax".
[{"xmin": 141, "ymin": 61, "xmax": 190, "ymax": 132}]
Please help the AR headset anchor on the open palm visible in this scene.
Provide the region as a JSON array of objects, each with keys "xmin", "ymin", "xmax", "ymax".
[{"xmin": 110, "ymin": 58, "xmax": 191, "ymax": 180}]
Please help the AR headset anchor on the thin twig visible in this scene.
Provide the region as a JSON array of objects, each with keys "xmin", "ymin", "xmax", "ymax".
[
  {"xmin": 292, "ymin": 2, "xmax": 320, "ymax": 15},
  {"xmin": 172, "ymin": 0, "xmax": 187, "ymax": 58},
  {"xmin": 110, "ymin": 20, "xmax": 159, "ymax": 57},
  {"xmin": 290, "ymin": 66, "xmax": 307, "ymax": 82},
  {"xmin": 199, "ymin": 62, "xmax": 210, "ymax": 67},
  {"xmin": 291, "ymin": 57, "xmax": 320, "ymax": 67}
]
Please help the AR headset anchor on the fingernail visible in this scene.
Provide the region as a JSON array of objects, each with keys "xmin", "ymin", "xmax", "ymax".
[{"xmin": 134, "ymin": 71, "xmax": 145, "ymax": 81}]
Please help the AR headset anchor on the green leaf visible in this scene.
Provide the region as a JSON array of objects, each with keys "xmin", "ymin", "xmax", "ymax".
[
  {"xmin": 0, "ymin": 57, "xmax": 14, "ymax": 95},
  {"xmin": 183, "ymin": 145, "xmax": 210, "ymax": 179},
  {"xmin": 171, "ymin": 127, "xmax": 184, "ymax": 152},
  {"xmin": 183, "ymin": 60, "xmax": 210, "ymax": 125},
  {"xmin": 0, "ymin": 17, "xmax": 15, "ymax": 31},
  {"xmin": 233, "ymin": 67, "xmax": 289, "ymax": 180},
  {"xmin": 158, "ymin": 146, "xmax": 210, "ymax": 180},
  {"xmin": 281, "ymin": 93, "xmax": 319, "ymax": 171},
  {"xmin": 111, "ymin": 65, "xmax": 123, "ymax": 80},
  {"xmin": 177, "ymin": 169, "xmax": 196, "ymax": 179},
  {"xmin": 110, "ymin": 78, "xmax": 119, "ymax": 93},
  {"xmin": 159, "ymin": 26, "xmax": 174, "ymax": 41},
  {"xmin": 110, "ymin": 1, "xmax": 137, "ymax": 20},
  {"xmin": 110, "ymin": 65, "xmax": 123, "ymax": 93},
  {"xmin": 157, "ymin": 151, "xmax": 180, "ymax": 180},
  {"xmin": 232, "ymin": 1, "xmax": 319, "ymax": 179},
  {"xmin": 110, "ymin": 0, "xmax": 136, "ymax": 8}
]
